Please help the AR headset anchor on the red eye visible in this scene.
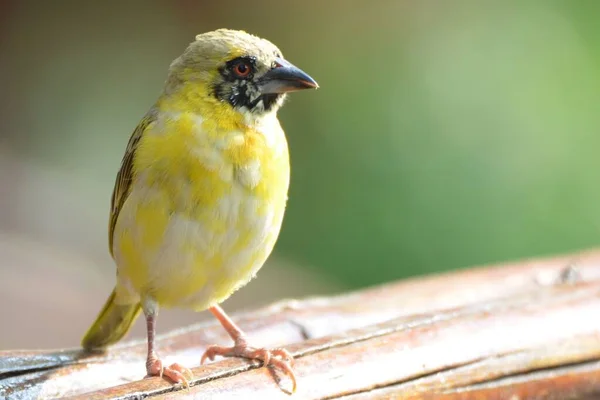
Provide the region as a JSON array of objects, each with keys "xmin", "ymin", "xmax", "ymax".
[{"xmin": 233, "ymin": 61, "xmax": 251, "ymax": 78}]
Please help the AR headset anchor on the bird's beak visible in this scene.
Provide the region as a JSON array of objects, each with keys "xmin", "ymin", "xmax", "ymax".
[{"xmin": 258, "ymin": 57, "xmax": 319, "ymax": 94}]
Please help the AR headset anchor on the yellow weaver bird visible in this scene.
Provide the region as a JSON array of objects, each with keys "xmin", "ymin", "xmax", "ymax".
[{"xmin": 81, "ymin": 29, "xmax": 318, "ymax": 390}]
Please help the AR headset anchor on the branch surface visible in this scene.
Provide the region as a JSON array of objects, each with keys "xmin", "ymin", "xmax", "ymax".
[{"xmin": 2, "ymin": 249, "xmax": 600, "ymax": 399}]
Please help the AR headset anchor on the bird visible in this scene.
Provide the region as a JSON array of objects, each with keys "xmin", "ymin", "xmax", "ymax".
[{"xmin": 81, "ymin": 28, "xmax": 318, "ymax": 391}]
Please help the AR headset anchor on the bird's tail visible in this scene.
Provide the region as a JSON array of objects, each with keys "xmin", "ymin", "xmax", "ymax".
[{"xmin": 81, "ymin": 288, "xmax": 141, "ymax": 350}]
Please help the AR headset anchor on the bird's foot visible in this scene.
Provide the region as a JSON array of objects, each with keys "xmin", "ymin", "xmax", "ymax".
[
  {"xmin": 201, "ymin": 339, "xmax": 296, "ymax": 391},
  {"xmin": 146, "ymin": 357, "xmax": 193, "ymax": 387}
]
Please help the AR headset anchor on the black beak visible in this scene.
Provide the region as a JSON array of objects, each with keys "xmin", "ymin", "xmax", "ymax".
[{"xmin": 258, "ymin": 57, "xmax": 319, "ymax": 94}]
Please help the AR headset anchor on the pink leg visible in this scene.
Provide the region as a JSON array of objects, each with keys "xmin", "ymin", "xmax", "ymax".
[{"xmin": 144, "ymin": 303, "xmax": 193, "ymax": 386}]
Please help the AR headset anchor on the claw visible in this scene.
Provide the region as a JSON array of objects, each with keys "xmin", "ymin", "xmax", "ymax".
[
  {"xmin": 200, "ymin": 343, "xmax": 297, "ymax": 392},
  {"xmin": 201, "ymin": 344, "xmax": 226, "ymax": 365},
  {"xmin": 269, "ymin": 357, "xmax": 297, "ymax": 393}
]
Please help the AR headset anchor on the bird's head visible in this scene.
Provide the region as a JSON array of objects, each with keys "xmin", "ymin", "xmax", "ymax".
[{"xmin": 164, "ymin": 29, "xmax": 318, "ymax": 120}]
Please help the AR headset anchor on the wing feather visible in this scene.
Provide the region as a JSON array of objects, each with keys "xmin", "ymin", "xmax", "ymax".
[{"xmin": 108, "ymin": 110, "xmax": 156, "ymax": 257}]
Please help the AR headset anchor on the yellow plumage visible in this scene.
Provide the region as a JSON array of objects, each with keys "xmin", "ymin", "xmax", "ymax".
[
  {"xmin": 81, "ymin": 29, "xmax": 317, "ymax": 389},
  {"xmin": 116, "ymin": 106, "xmax": 289, "ymax": 309}
]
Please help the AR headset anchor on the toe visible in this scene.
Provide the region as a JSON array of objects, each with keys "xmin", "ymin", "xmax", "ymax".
[
  {"xmin": 169, "ymin": 363, "xmax": 194, "ymax": 381},
  {"xmin": 269, "ymin": 357, "xmax": 297, "ymax": 393},
  {"xmin": 200, "ymin": 345, "xmax": 216, "ymax": 364},
  {"xmin": 163, "ymin": 367, "xmax": 189, "ymax": 387},
  {"xmin": 201, "ymin": 345, "xmax": 235, "ymax": 364}
]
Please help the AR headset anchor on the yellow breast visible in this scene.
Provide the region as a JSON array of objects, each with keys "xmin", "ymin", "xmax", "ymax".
[{"xmin": 112, "ymin": 109, "xmax": 290, "ymax": 310}]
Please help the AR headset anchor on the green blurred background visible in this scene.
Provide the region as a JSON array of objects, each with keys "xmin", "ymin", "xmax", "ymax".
[{"xmin": 1, "ymin": 0, "xmax": 600, "ymax": 349}]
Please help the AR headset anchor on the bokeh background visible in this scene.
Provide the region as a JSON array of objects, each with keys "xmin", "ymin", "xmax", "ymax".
[{"xmin": 1, "ymin": 0, "xmax": 600, "ymax": 349}]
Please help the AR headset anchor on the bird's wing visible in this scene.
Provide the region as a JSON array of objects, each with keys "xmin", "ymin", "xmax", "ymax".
[{"xmin": 108, "ymin": 110, "xmax": 157, "ymax": 257}]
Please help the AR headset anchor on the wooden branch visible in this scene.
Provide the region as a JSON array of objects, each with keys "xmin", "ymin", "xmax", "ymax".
[{"xmin": 2, "ymin": 249, "xmax": 600, "ymax": 399}]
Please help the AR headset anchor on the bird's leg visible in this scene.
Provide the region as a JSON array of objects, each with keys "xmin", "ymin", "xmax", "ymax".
[
  {"xmin": 201, "ymin": 305, "xmax": 297, "ymax": 391},
  {"xmin": 143, "ymin": 298, "xmax": 193, "ymax": 386}
]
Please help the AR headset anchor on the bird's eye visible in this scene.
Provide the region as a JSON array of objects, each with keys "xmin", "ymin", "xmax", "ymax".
[{"xmin": 232, "ymin": 61, "xmax": 252, "ymax": 78}]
